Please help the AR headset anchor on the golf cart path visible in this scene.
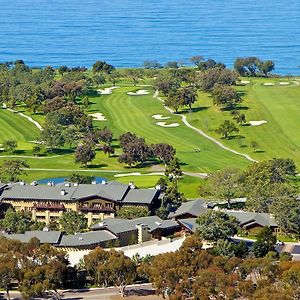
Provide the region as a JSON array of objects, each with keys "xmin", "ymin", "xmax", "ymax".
[
  {"xmin": 153, "ymin": 90, "xmax": 257, "ymax": 163},
  {"xmin": 3, "ymin": 106, "xmax": 43, "ymax": 131}
]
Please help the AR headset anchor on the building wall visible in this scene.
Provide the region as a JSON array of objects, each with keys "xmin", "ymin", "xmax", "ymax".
[{"xmin": 2, "ymin": 198, "xmax": 116, "ymax": 226}]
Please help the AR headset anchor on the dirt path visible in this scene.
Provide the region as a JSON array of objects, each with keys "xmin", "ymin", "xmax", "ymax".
[{"xmin": 153, "ymin": 90, "xmax": 257, "ymax": 163}]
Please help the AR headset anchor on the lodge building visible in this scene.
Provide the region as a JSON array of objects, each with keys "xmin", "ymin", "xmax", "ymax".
[{"xmin": 0, "ymin": 181, "xmax": 161, "ymax": 226}]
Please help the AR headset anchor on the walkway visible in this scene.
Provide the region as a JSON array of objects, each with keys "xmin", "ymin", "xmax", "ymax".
[{"xmin": 153, "ymin": 90, "xmax": 257, "ymax": 163}]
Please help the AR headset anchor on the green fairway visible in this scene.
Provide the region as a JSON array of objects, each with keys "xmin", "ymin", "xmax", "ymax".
[
  {"xmin": 88, "ymin": 86, "xmax": 250, "ymax": 172},
  {"xmin": 0, "ymin": 109, "xmax": 40, "ymax": 150},
  {"xmin": 1, "ymin": 76, "xmax": 299, "ymax": 188},
  {"xmin": 185, "ymin": 77, "xmax": 300, "ymax": 167}
]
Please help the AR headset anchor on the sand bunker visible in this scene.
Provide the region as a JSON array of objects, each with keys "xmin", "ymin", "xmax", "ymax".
[
  {"xmin": 89, "ymin": 113, "xmax": 106, "ymax": 121},
  {"xmin": 279, "ymin": 82, "xmax": 290, "ymax": 85},
  {"xmin": 156, "ymin": 122, "xmax": 179, "ymax": 128},
  {"xmin": 152, "ymin": 114, "xmax": 170, "ymax": 120},
  {"xmin": 127, "ymin": 89, "xmax": 149, "ymax": 96},
  {"xmin": 263, "ymin": 83, "xmax": 275, "ymax": 86},
  {"xmin": 249, "ymin": 120, "xmax": 267, "ymax": 126},
  {"xmin": 97, "ymin": 86, "xmax": 118, "ymax": 95},
  {"xmin": 240, "ymin": 80, "xmax": 250, "ymax": 84}
]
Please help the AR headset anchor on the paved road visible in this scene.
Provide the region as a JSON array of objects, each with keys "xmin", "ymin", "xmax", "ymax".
[{"xmin": 1, "ymin": 284, "xmax": 155, "ymax": 300}]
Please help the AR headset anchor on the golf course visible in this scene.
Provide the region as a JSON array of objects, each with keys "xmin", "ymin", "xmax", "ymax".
[{"xmin": 1, "ymin": 74, "xmax": 300, "ymax": 198}]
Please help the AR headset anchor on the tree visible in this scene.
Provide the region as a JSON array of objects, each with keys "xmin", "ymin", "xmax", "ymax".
[
  {"xmin": 165, "ymin": 90, "xmax": 184, "ymax": 113},
  {"xmin": 151, "ymin": 143, "xmax": 176, "ymax": 165},
  {"xmin": 143, "ymin": 60, "xmax": 162, "ymax": 69},
  {"xmin": 58, "ymin": 66, "xmax": 69, "ymax": 76},
  {"xmin": 190, "ymin": 55, "xmax": 204, "ymax": 69},
  {"xmin": 197, "ymin": 67, "xmax": 238, "ymax": 92},
  {"xmin": 92, "ymin": 61, "xmax": 114, "ymax": 74},
  {"xmin": 271, "ymin": 197, "xmax": 300, "ymax": 235},
  {"xmin": 63, "ymin": 126, "xmax": 79, "ymax": 148},
  {"xmin": 3, "ymin": 140, "xmax": 17, "ymax": 153},
  {"xmin": 165, "ymin": 157, "xmax": 182, "ymax": 181},
  {"xmin": 84, "ymin": 248, "xmax": 136, "ymax": 297},
  {"xmin": 59, "ymin": 211, "xmax": 87, "ymax": 234},
  {"xmin": 117, "ymin": 207, "xmax": 149, "ymax": 219},
  {"xmin": 199, "ymin": 168, "xmax": 242, "ymax": 208},
  {"xmin": 164, "ymin": 85, "xmax": 197, "ymax": 112},
  {"xmin": 0, "ymin": 159, "xmax": 29, "ymax": 182},
  {"xmin": 165, "ymin": 61, "xmax": 179, "ymax": 69},
  {"xmin": 196, "ymin": 210, "xmax": 239, "ymax": 242},
  {"xmin": 32, "ymin": 145, "xmax": 42, "ymax": 156},
  {"xmin": 125, "ymin": 69, "xmax": 143, "ymax": 86},
  {"xmin": 258, "ymin": 60, "xmax": 275, "ymax": 77},
  {"xmin": 92, "ymin": 74, "xmax": 106, "ymax": 86},
  {"xmin": 212, "ymin": 84, "xmax": 242, "ymax": 109},
  {"xmin": 215, "ymin": 120, "xmax": 239, "ymax": 139},
  {"xmin": 242, "ymin": 159, "xmax": 297, "ymax": 212},
  {"xmin": 118, "ymin": 136, "xmax": 151, "ymax": 167},
  {"xmin": 40, "ymin": 123, "xmax": 65, "ymax": 150},
  {"xmin": 253, "ymin": 226, "xmax": 277, "ymax": 257},
  {"xmin": 102, "ymin": 144, "xmax": 115, "ymax": 157},
  {"xmin": 0, "ymin": 256, "xmax": 15, "ymax": 300},
  {"xmin": 232, "ymin": 110, "xmax": 247, "ymax": 125},
  {"xmin": 107, "ymin": 71, "xmax": 121, "ymax": 86},
  {"xmin": 157, "ymin": 182, "xmax": 185, "ymax": 219},
  {"xmin": 153, "ymin": 73, "xmax": 180, "ymax": 96},
  {"xmin": 97, "ymin": 127, "xmax": 113, "ymax": 145},
  {"xmin": 74, "ymin": 142, "xmax": 96, "ymax": 166},
  {"xmin": 0, "ymin": 208, "xmax": 33, "ymax": 233},
  {"xmin": 250, "ymin": 140, "xmax": 259, "ymax": 152},
  {"xmin": 82, "ymin": 95, "xmax": 89, "ymax": 109},
  {"xmin": 68, "ymin": 173, "xmax": 95, "ymax": 184},
  {"xmin": 234, "ymin": 57, "xmax": 261, "ymax": 77}
]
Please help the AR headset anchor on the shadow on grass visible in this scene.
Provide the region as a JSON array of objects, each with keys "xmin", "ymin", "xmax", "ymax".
[
  {"xmin": 85, "ymin": 164, "xmax": 108, "ymax": 169},
  {"xmin": 86, "ymin": 89, "xmax": 100, "ymax": 97},
  {"xmin": 254, "ymin": 149, "xmax": 265, "ymax": 153},
  {"xmin": 221, "ymin": 135, "xmax": 245, "ymax": 140},
  {"xmin": 13, "ymin": 150, "xmax": 26, "ymax": 155},
  {"xmin": 181, "ymin": 106, "xmax": 210, "ymax": 113},
  {"xmin": 48, "ymin": 149, "xmax": 74, "ymax": 155}
]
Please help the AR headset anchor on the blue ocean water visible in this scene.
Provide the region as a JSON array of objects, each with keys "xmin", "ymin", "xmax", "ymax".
[{"xmin": 0, "ymin": 0, "xmax": 299, "ymax": 74}]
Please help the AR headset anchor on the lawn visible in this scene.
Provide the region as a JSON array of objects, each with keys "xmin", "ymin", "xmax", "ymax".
[{"xmin": 185, "ymin": 77, "xmax": 300, "ymax": 167}]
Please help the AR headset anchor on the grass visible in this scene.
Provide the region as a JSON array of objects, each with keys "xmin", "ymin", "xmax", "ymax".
[
  {"xmin": 0, "ymin": 109, "xmax": 40, "ymax": 150},
  {"xmin": 1, "ymin": 76, "xmax": 300, "ymax": 196},
  {"xmin": 185, "ymin": 77, "xmax": 300, "ymax": 167},
  {"xmin": 88, "ymin": 86, "xmax": 250, "ymax": 173}
]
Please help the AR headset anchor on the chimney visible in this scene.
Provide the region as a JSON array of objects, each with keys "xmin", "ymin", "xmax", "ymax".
[
  {"xmin": 60, "ymin": 189, "xmax": 67, "ymax": 196},
  {"xmin": 136, "ymin": 224, "xmax": 151, "ymax": 244},
  {"xmin": 129, "ymin": 182, "xmax": 135, "ymax": 189}
]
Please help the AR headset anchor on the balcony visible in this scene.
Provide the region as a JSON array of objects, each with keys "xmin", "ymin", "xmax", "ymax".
[
  {"xmin": 79, "ymin": 205, "xmax": 115, "ymax": 213},
  {"xmin": 33, "ymin": 204, "xmax": 65, "ymax": 212}
]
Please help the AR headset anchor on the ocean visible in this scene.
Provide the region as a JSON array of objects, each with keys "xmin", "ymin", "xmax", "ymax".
[{"xmin": 0, "ymin": 0, "xmax": 299, "ymax": 74}]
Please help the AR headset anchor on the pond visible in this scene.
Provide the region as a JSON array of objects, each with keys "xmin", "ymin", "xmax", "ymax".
[{"xmin": 37, "ymin": 176, "xmax": 107, "ymax": 185}]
